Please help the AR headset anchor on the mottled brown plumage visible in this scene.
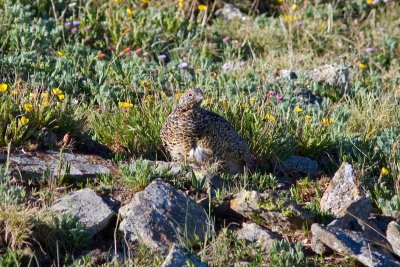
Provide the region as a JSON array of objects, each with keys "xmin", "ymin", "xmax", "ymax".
[{"xmin": 160, "ymin": 88, "xmax": 255, "ymax": 174}]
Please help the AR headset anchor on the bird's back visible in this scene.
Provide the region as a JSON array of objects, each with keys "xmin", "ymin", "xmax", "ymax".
[{"xmin": 195, "ymin": 109, "xmax": 255, "ymax": 172}]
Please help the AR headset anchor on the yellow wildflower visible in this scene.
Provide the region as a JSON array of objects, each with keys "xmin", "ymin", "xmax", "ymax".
[
  {"xmin": 381, "ymin": 167, "xmax": 389, "ymax": 175},
  {"xmin": 358, "ymin": 62, "xmax": 368, "ymax": 69},
  {"xmin": 250, "ymin": 97, "xmax": 257, "ymax": 103},
  {"xmin": 52, "ymin": 88, "xmax": 63, "ymax": 95},
  {"xmin": 41, "ymin": 92, "xmax": 49, "ymax": 99},
  {"xmin": 222, "ymin": 101, "xmax": 228, "ymax": 109},
  {"xmin": 119, "ymin": 102, "xmax": 134, "ymax": 109},
  {"xmin": 265, "ymin": 114, "xmax": 276, "ymax": 123},
  {"xmin": 126, "ymin": 8, "xmax": 133, "ymax": 15},
  {"xmin": 198, "ymin": 4, "xmax": 207, "ymax": 11},
  {"xmin": 114, "ymin": 0, "xmax": 121, "ymax": 3},
  {"xmin": 291, "ymin": 4, "xmax": 297, "ymax": 11},
  {"xmin": 11, "ymin": 89, "xmax": 18, "ymax": 96},
  {"xmin": 24, "ymin": 103, "xmax": 33, "ymax": 112},
  {"xmin": 294, "ymin": 107, "xmax": 302, "ymax": 113},
  {"xmin": 175, "ymin": 92, "xmax": 183, "ymax": 99},
  {"xmin": 284, "ymin": 15, "xmax": 293, "ymax": 23},
  {"xmin": 277, "ymin": 0, "xmax": 284, "ymax": 4},
  {"xmin": 56, "ymin": 102, "xmax": 61, "ymax": 107},
  {"xmin": 141, "ymin": 80, "xmax": 151, "ymax": 89},
  {"xmin": 178, "ymin": 0, "xmax": 184, "ymax": 9},
  {"xmin": 29, "ymin": 93, "xmax": 37, "ymax": 99},
  {"xmin": 305, "ymin": 114, "xmax": 313, "ymax": 120},
  {"xmin": 57, "ymin": 51, "xmax": 63, "ymax": 57},
  {"xmin": 0, "ymin": 83, "xmax": 7, "ymax": 92},
  {"xmin": 20, "ymin": 116, "xmax": 29, "ymax": 125},
  {"xmin": 58, "ymin": 94, "xmax": 65, "ymax": 101},
  {"xmin": 322, "ymin": 117, "xmax": 335, "ymax": 125},
  {"xmin": 142, "ymin": 0, "xmax": 149, "ymax": 3},
  {"xmin": 209, "ymin": 72, "xmax": 217, "ymax": 78},
  {"xmin": 366, "ymin": 0, "xmax": 373, "ymax": 4},
  {"xmin": 42, "ymin": 100, "xmax": 50, "ymax": 107}
]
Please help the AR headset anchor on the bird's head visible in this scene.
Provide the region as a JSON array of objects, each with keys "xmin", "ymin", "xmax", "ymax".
[{"xmin": 176, "ymin": 88, "xmax": 204, "ymax": 111}]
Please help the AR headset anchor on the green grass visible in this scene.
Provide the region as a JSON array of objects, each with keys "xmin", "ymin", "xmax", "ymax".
[{"xmin": 0, "ymin": 0, "xmax": 399, "ymax": 265}]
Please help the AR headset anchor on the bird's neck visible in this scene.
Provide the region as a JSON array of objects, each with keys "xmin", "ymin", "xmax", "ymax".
[{"xmin": 175, "ymin": 105, "xmax": 201, "ymax": 113}]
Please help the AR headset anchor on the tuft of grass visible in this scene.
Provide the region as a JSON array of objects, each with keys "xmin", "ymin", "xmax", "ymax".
[
  {"xmin": 251, "ymin": 172, "xmax": 278, "ymax": 191},
  {"xmin": 201, "ymin": 228, "xmax": 264, "ymax": 266},
  {"xmin": 119, "ymin": 160, "xmax": 159, "ymax": 191},
  {"xmin": 269, "ymin": 239, "xmax": 306, "ymax": 267},
  {"xmin": 33, "ymin": 213, "xmax": 90, "ymax": 257},
  {"xmin": 0, "ymin": 248, "xmax": 25, "ymax": 267},
  {"xmin": 89, "ymin": 94, "xmax": 169, "ymax": 159},
  {"xmin": 0, "ymin": 207, "xmax": 36, "ymax": 250}
]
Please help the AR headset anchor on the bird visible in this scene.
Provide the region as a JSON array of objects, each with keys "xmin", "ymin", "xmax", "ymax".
[{"xmin": 160, "ymin": 88, "xmax": 255, "ymax": 175}]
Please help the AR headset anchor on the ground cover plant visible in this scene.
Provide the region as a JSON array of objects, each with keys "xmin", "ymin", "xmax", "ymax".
[{"xmin": 0, "ymin": 0, "xmax": 399, "ymax": 266}]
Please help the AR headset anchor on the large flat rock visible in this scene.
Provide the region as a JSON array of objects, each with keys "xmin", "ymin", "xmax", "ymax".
[
  {"xmin": 51, "ymin": 188, "xmax": 115, "ymax": 238},
  {"xmin": 119, "ymin": 179, "xmax": 208, "ymax": 255},
  {"xmin": 311, "ymin": 223, "xmax": 400, "ymax": 267},
  {"xmin": 0, "ymin": 151, "xmax": 115, "ymax": 181}
]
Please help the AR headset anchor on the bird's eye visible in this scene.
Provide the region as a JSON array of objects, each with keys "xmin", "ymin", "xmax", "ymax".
[{"xmin": 188, "ymin": 93, "xmax": 193, "ymax": 96}]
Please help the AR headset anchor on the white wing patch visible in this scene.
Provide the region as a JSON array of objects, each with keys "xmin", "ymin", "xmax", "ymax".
[{"xmin": 189, "ymin": 145, "xmax": 211, "ymax": 164}]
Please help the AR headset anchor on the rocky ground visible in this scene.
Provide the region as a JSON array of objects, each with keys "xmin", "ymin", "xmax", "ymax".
[{"xmin": 1, "ymin": 144, "xmax": 399, "ymax": 266}]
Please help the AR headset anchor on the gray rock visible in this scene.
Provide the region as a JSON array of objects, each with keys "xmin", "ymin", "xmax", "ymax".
[
  {"xmin": 311, "ymin": 223, "xmax": 400, "ymax": 267},
  {"xmin": 119, "ymin": 179, "xmax": 208, "ymax": 255},
  {"xmin": 356, "ymin": 217, "xmax": 391, "ymax": 248},
  {"xmin": 237, "ymin": 222, "xmax": 279, "ymax": 253},
  {"xmin": 311, "ymin": 235, "xmax": 332, "ymax": 255},
  {"xmin": 237, "ymin": 222, "xmax": 276, "ymax": 242},
  {"xmin": 282, "ymin": 155, "xmax": 318, "ymax": 174},
  {"xmin": 0, "ymin": 151, "xmax": 114, "ymax": 182},
  {"xmin": 51, "ymin": 188, "xmax": 115, "ymax": 238},
  {"xmin": 387, "ymin": 221, "xmax": 400, "ymax": 257},
  {"xmin": 216, "ymin": 3, "xmax": 244, "ymax": 21},
  {"xmin": 320, "ymin": 162, "xmax": 371, "ymax": 226},
  {"xmin": 325, "ymin": 216, "xmax": 390, "ymax": 255},
  {"xmin": 230, "ymin": 191, "xmax": 314, "ymax": 233},
  {"xmin": 305, "ymin": 64, "xmax": 350, "ymax": 95},
  {"xmin": 161, "ymin": 244, "xmax": 207, "ymax": 267}
]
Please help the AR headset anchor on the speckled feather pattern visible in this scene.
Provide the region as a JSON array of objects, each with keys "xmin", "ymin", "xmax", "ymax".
[{"xmin": 160, "ymin": 88, "xmax": 255, "ymax": 174}]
